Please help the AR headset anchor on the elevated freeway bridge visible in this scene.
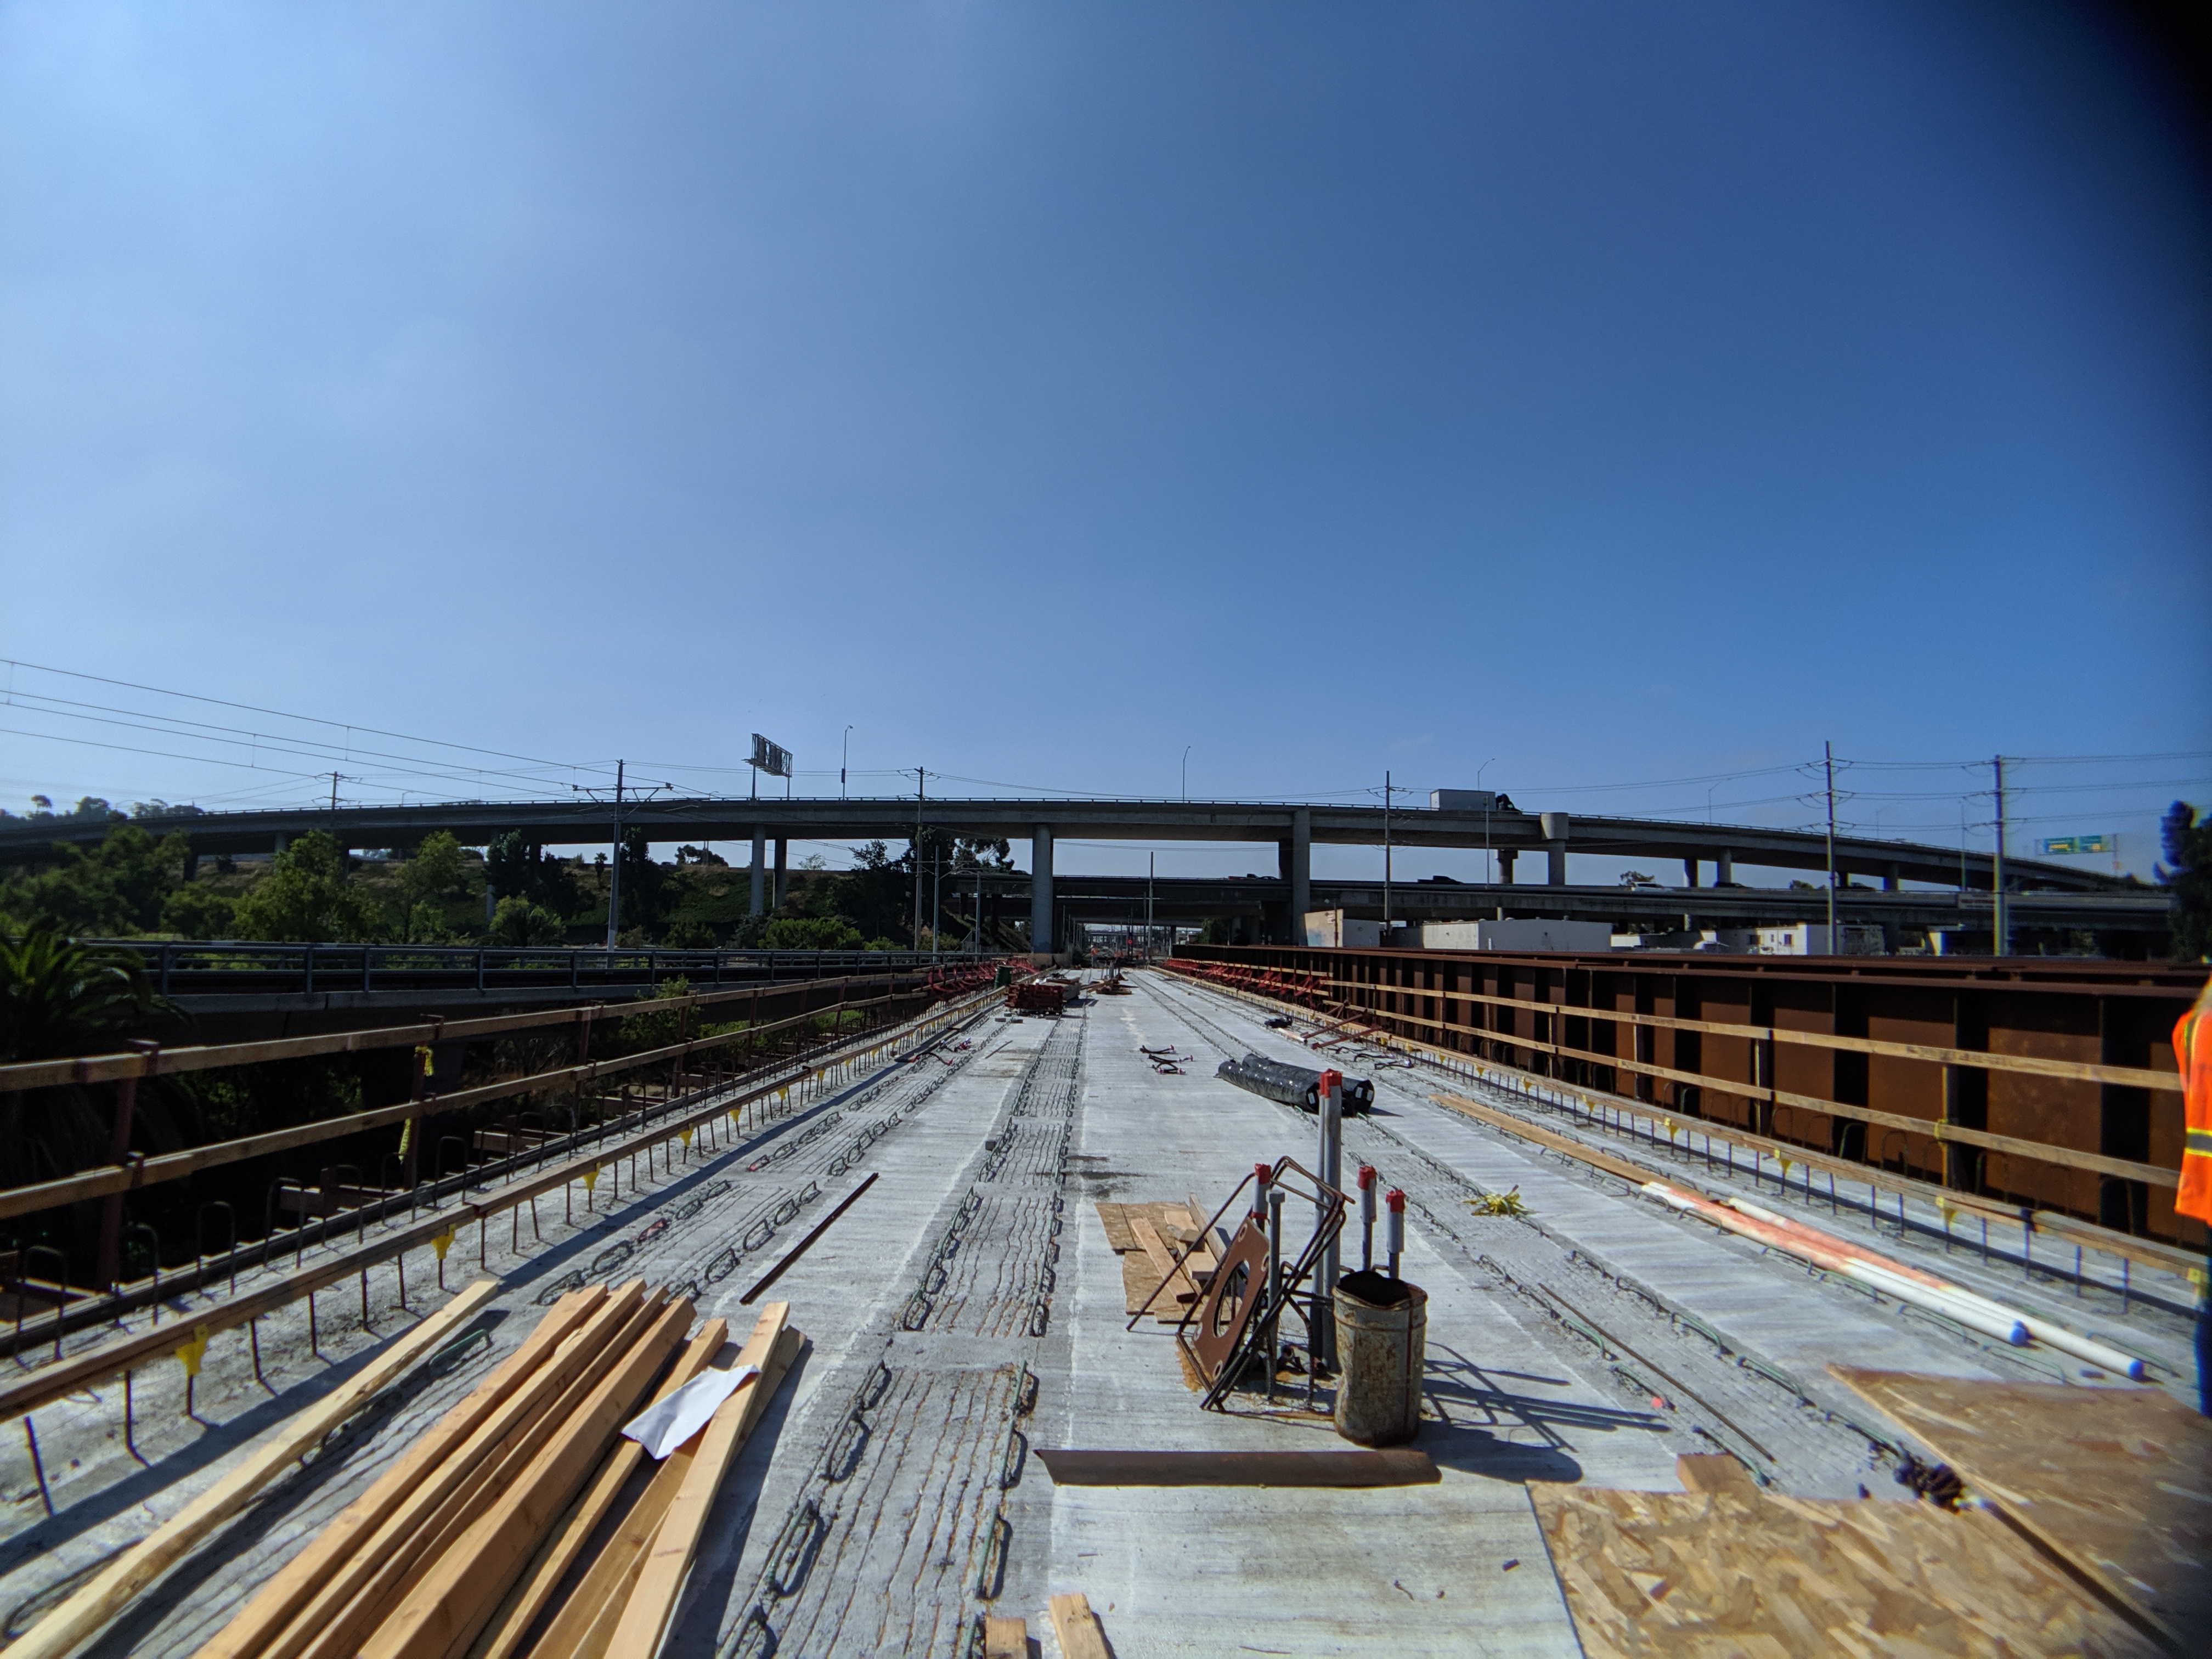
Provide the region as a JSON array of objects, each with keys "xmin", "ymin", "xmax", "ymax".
[{"xmin": 0, "ymin": 794, "xmax": 2136, "ymax": 954}]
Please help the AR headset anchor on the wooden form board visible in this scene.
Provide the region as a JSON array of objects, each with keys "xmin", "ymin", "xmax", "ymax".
[
  {"xmin": 1829, "ymin": 1366, "xmax": 2211, "ymax": 1648},
  {"xmin": 469, "ymin": 1317, "xmax": 732, "ymax": 1659},
  {"xmin": 981, "ymin": 1613, "xmax": 1029, "ymax": 1657},
  {"xmin": 359, "ymin": 1296, "xmax": 693, "ymax": 1658},
  {"xmin": 1533, "ymin": 1472, "xmax": 2160, "ymax": 1658},
  {"xmin": 4, "ymin": 1280, "xmax": 499, "ymax": 1659},
  {"xmin": 1091, "ymin": 1201, "xmax": 1197, "ymax": 1254},
  {"xmin": 1047, "ymin": 1593, "xmax": 1110, "ymax": 1659},
  {"xmin": 606, "ymin": 1303, "xmax": 794, "ymax": 1658}
]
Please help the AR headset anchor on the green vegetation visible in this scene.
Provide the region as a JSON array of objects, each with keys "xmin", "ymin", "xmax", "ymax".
[
  {"xmin": 0, "ymin": 924, "xmax": 177, "ymax": 1063},
  {"xmin": 2, "ymin": 792, "xmax": 1035, "ymax": 950},
  {"xmin": 2159, "ymin": 800, "xmax": 2210, "ymax": 961}
]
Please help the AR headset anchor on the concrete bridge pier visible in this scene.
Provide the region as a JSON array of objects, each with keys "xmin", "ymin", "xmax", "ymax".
[
  {"xmin": 774, "ymin": 838, "xmax": 788, "ymax": 909},
  {"xmin": 751, "ymin": 826, "xmax": 766, "ymax": 915},
  {"xmin": 1031, "ymin": 825, "xmax": 1054, "ymax": 958},
  {"xmin": 1717, "ymin": 848, "xmax": 1733, "ymax": 884},
  {"xmin": 1542, "ymin": 811, "xmax": 1571, "ymax": 885},
  {"xmin": 1289, "ymin": 808, "xmax": 1311, "ymax": 939}
]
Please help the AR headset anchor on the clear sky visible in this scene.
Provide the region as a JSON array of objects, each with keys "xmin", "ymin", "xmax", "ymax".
[{"xmin": 3, "ymin": 2, "xmax": 2207, "ymax": 885}]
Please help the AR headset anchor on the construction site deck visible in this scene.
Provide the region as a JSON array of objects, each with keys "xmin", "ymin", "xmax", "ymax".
[{"xmin": 0, "ymin": 967, "xmax": 2203, "ymax": 1656}]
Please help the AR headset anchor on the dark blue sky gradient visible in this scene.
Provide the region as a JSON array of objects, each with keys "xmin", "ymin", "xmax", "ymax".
[{"xmin": 3, "ymin": 3, "xmax": 2205, "ymax": 880}]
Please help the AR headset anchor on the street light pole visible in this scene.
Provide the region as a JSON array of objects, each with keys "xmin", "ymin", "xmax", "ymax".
[
  {"xmin": 1182, "ymin": 745, "xmax": 1192, "ymax": 802},
  {"xmin": 1477, "ymin": 756, "xmax": 1497, "ymax": 885},
  {"xmin": 1383, "ymin": 770, "xmax": 1393, "ymax": 932}
]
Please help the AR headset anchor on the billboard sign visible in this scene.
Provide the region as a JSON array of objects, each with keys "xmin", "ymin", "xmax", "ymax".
[{"xmin": 749, "ymin": 734, "xmax": 793, "ymax": 779}]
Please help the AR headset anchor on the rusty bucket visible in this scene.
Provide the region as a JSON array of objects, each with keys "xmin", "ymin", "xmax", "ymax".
[{"xmin": 1332, "ymin": 1269, "xmax": 1426, "ymax": 1447}]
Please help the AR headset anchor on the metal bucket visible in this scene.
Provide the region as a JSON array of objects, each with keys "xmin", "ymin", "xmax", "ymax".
[{"xmin": 1332, "ymin": 1269, "xmax": 1426, "ymax": 1446}]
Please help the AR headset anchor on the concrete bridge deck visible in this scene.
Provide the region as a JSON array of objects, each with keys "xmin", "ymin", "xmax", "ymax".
[{"xmin": 0, "ymin": 972, "xmax": 2188, "ymax": 1655}]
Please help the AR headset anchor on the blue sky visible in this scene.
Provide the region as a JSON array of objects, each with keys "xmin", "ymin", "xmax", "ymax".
[{"xmin": 2, "ymin": 2, "xmax": 2207, "ymax": 884}]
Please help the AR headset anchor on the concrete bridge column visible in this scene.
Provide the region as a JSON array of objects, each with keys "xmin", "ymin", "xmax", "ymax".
[
  {"xmin": 1290, "ymin": 808, "xmax": 1312, "ymax": 940},
  {"xmin": 1716, "ymin": 848, "xmax": 1733, "ymax": 885},
  {"xmin": 1684, "ymin": 857, "xmax": 1700, "ymax": 888},
  {"xmin": 1498, "ymin": 848, "xmax": 1517, "ymax": 884},
  {"xmin": 751, "ymin": 827, "xmax": 766, "ymax": 916},
  {"xmin": 1542, "ymin": 812, "xmax": 1571, "ymax": 886},
  {"xmin": 774, "ymin": 838, "xmax": 788, "ymax": 910},
  {"xmin": 1031, "ymin": 825, "xmax": 1055, "ymax": 957}
]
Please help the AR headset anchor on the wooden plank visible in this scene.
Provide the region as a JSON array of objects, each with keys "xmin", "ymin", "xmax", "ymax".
[
  {"xmin": 1431, "ymin": 1091, "xmax": 1657, "ymax": 1187},
  {"xmin": 250, "ymin": 1284, "xmax": 658, "ymax": 1659},
  {"xmin": 467, "ymin": 1317, "xmax": 731, "ymax": 1659},
  {"xmin": 1531, "ymin": 1481, "xmax": 2160, "ymax": 1658},
  {"xmin": 358, "ymin": 1295, "xmax": 695, "ymax": 1659},
  {"xmin": 982, "ymin": 1613, "xmax": 1029, "ymax": 1657},
  {"xmin": 539, "ymin": 1323, "xmax": 803, "ymax": 1659},
  {"xmin": 0, "ymin": 989, "xmax": 917, "ymax": 1224},
  {"xmin": 198, "ymin": 1285, "xmax": 605, "ymax": 1659},
  {"xmin": 1827, "ymin": 1365, "xmax": 2211, "ymax": 1649},
  {"xmin": 1035, "ymin": 1448, "xmax": 1438, "ymax": 1487},
  {"xmin": 1128, "ymin": 1218, "xmax": 1199, "ymax": 1306},
  {"xmin": 1047, "ymin": 1592, "xmax": 1110, "ymax": 1659},
  {"xmin": 603, "ymin": 1303, "xmax": 794, "ymax": 1659},
  {"xmin": 4, "ymin": 1280, "xmax": 498, "ymax": 1659}
]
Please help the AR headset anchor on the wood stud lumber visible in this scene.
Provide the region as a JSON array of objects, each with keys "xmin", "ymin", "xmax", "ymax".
[
  {"xmin": 216, "ymin": 1283, "xmax": 659, "ymax": 1659},
  {"xmin": 603, "ymin": 1302, "xmax": 794, "ymax": 1659},
  {"xmin": 5, "ymin": 1279, "xmax": 498, "ymax": 1659},
  {"xmin": 358, "ymin": 1293, "xmax": 695, "ymax": 1659},
  {"xmin": 982, "ymin": 1614, "xmax": 1029, "ymax": 1658},
  {"xmin": 538, "ymin": 1322, "xmax": 802, "ymax": 1659},
  {"xmin": 200, "ymin": 1285, "xmax": 609, "ymax": 1659},
  {"xmin": 467, "ymin": 1317, "xmax": 731, "ymax": 1659},
  {"xmin": 1048, "ymin": 1592, "xmax": 1111, "ymax": 1659}
]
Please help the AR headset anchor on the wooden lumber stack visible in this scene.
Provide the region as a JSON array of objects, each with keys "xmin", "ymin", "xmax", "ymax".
[
  {"xmin": 198, "ymin": 1283, "xmax": 800, "ymax": 1659},
  {"xmin": 1096, "ymin": 1199, "xmax": 1218, "ymax": 1321}
]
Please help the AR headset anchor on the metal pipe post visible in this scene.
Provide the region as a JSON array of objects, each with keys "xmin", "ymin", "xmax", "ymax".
[
  {"xmin": 1385, "ymin": 1187, "xmax": 1405, "ymax": 1278},
  {"xmin": 1357, "ymin": 1163, "xmax": 1376, "ymax": 1272},
  {"xmin": 1316, "ymin": 1070, "xmax": 1343, "ymax": 1370},
  {"xmin": 1265, "ymin": 1187, "xmax": 1285, "ymax": 1402}
]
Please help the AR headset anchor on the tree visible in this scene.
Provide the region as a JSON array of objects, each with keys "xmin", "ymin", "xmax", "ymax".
[
  {"xmin": 0, "ymin": 925, "xmax": 178, "ymax": 1062},
  {"xmin": 759, "ymin": 916, "xmax": 864, "ymax": 950},
  {"xmin": 489, "ymin": 894, "xmax": 567, "ymax": 946},
  {"xmin": 2158, "ymin": 800, "xmax": 2211, "ymax": 961},
  {"xmin": 233, "ymin": 831, "xmax": 380, "ymax": 942},
  {"xmin": 400, "ymin": 831, "xmax": 466, "ymax": 907},
  {"xmin": 0, "ymin": 822, "xmax": 193, "ymax": 936},
  {"xmin": 160, "ymin": 884, "xmax": 237, "ymax": 938}
]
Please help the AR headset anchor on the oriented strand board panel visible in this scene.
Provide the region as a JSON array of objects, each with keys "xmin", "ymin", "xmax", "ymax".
[
  {"xmin": 1829, "ymin": 1366, "xmax": 2212, "ymax": 1644},
  {"xmin": 1532, "ymin": 1483, "xmax": 2160, "ymax": 1658}
]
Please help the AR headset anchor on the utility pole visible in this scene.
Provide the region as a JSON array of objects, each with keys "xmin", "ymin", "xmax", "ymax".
[
  {"xmin": 329, "ymin": 772, "xmax": 341, "ymax": 813},
  {"xmin": 842, "ymin": 725, "xmax": 853, "ymax": 799},
  {"xmin": 1991, "ymin": 755, "xmax": 2008, "ymax": 956},
  {"xmin": 1823, "ymin": 742, "xmax": 1838, "ymax": 954},
  {"xmin": 1147, "ymin": 851, "xmax": 1155, "ymax": 962},
  {"xmin": 1383, "ymin": 770, "xmax": 1393, "ymax": 933},
  {"xmin": 605, "ymin": 760, "xmax": 625, "ymax": 948},
  {"xmin": 913, "ymin": 767, "xmax": 926, "ymax": 953}
]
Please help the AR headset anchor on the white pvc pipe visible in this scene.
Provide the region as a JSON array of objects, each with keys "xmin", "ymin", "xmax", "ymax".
[
  {"xmin": 1843, "ymin": 1261, "xmax": 2028, "ymax": 1345},
  {"xmin": 2016, "ymin": 1316, "xmax": 2147, "ymax": 1380}
]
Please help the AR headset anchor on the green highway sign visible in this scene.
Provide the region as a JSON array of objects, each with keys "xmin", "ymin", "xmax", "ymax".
[{"xmin": 2039, "ymin": 834, "xmax": 2112, "ymax": 856}]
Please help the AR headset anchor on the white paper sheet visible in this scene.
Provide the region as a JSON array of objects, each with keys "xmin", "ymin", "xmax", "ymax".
[{"xmin": 620, "ymin": 1363, "xmax": 760, "ymax": 1459}]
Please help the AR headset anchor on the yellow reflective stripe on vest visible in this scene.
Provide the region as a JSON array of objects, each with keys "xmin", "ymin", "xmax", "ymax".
[{"xmin": 2188, "ymin": 1127, "xmax": 2212, "ymax": 1156}]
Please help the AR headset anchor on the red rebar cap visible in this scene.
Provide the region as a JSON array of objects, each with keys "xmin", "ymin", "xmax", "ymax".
[
  {"xmin": 1254, "ymin": 1161, "xmax": 1272, "ymax": 1186},
  {"xmin": 1385, "ymin": 1187, "xmax": 1406, "ymax": 1212},
  {"xmin": 1357, "ymin": 1164, "xmax": 1376, "ymax": 1189},
  {"xmin": 1319, "ymin": 1068, "xmax": 1343, "ymax": 1093}
]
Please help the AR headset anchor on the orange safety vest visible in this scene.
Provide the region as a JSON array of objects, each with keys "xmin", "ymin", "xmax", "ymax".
[{"xmin": 2175, "ymin": 980, "xmax": 2212, "ymax": 1227}]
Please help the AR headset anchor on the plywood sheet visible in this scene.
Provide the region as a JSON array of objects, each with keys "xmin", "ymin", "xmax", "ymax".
[
  {"xmin": 1829, "ymin": 1365, "xmax": 2212, "ymax": 1645},
  {"xmin": 1533, "ymin": 1483, "xmax": 2159, "ymax": 1658}
]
